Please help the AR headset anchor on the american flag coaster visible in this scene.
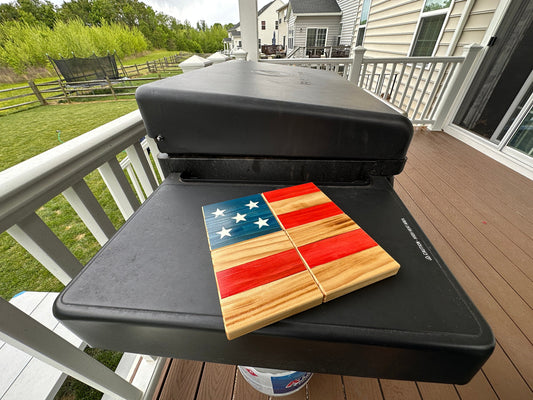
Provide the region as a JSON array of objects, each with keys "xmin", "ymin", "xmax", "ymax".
[{"xmin": 202, "ymin": 183, "xmax": 400, "ymax": 340}]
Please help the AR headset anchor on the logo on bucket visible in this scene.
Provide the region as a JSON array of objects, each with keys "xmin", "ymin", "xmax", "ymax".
[
  {"xmin": 238, "ymin": 366, "xmax": 313, "ymax": 397},
  {"xmin": 271, "ymin": 371, "xmax": 313, "ymax": 394}
]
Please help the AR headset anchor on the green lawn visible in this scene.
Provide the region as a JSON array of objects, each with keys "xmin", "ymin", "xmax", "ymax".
[
  {"xmin": 1, "ymin": 100, "xmax": 142, "ymax": 400},
  {"xmin": 1, "ymin": 100, "xmax": 139, "ymax": 299},
  {"xmin": 0, "ymin": 50, "xmax": 188, "ymax": 114},
  {"xmin": 122, "ymin": 49, "xmax": 191, "ymax": 65}
]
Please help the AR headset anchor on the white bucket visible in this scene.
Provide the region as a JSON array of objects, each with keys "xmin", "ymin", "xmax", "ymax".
[{"xmin": 238, "ymin": 366, "xmax": 312, "ymax": 397}]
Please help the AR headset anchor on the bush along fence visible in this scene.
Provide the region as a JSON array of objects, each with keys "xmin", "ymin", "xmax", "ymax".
[{"xmin": 0, "ymin": 54, "xmax": 186, "ymax": 112}]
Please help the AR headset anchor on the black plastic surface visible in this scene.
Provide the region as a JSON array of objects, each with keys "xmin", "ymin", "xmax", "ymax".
[
  {"xmin": 136, "ymin": 61, "xmax": 413, "ymax": 168},
  {"xmin": 54, "ymin": 175, "xmax": 494, "ymax": 383}
]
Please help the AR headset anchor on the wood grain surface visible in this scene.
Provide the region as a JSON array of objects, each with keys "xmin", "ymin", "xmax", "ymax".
[{"xmin": 203, "ymin": 182, "xmax": 400, "ymax": 339}]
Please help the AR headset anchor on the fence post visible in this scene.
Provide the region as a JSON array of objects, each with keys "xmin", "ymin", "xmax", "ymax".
[
  {"xmin": 105, "ymin": 77, "xmax": 117, "ymax": 100},
  {"xmin": 28, "ymin": 80, "xmax": 47, "ymax": 106},
  {"xmin": 349, "ymin": 46, "xmax": 366, "ymax": 85},
  {"xmin": 431, "ymin": 43, "xmax": 483, "ymax": 131}
]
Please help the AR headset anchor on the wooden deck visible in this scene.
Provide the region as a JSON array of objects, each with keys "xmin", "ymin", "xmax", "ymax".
[{"xmin": 151, "ymin": 128, "xmax": 533, "ymax": 400}]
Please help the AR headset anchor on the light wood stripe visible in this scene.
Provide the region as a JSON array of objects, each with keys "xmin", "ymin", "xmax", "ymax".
[
  {"xmin": 266, "ymin": 191, "xmax": 332, "ymax": 215},
  {"xmin": 311, "ymin": 246, "xmax": 400, "ymax": 302},
  {"xmin": 220, "ymin": 270, "xmax": 323, "ymax": 340},
  {"xmin": 211, "ymin": 230, "xmax": 293, "ymax": 272},
  {"xmin": 287, "ymin": 213, "xmax": 360, "ymax": 247}
]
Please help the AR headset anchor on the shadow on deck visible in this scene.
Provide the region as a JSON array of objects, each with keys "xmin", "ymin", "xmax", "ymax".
[{"xmin": 151, "ymin": 128, "xmax": 533, "ymax": 400}]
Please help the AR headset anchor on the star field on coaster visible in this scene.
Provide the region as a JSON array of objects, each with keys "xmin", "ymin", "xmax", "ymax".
[{"xmin": 201, "ymin": 183, "xmax": 400, "ymax": 340}]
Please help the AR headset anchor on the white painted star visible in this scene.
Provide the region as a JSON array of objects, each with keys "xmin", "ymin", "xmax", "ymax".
[
  {"xmin": 216, "ymin": 226, "xmax": 232, "ymax": 238},
  {"xmin": 211, "ymin": 208, "xmax": 225, "ymax": 218},
  {"xmin": 254, "ymin": 218, "xmax": 269, "ymax": 229},
  {"xmin": 232, "ymin": 213, "xmax": 247, "ymax": 223},
  {"xmin": 245, "ymin": 200, "xmax": 259, "ymax": 209}
]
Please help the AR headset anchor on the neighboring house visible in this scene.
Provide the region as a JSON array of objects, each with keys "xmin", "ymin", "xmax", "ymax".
[
  {"xmin": 225, "ymin": 23, "xmax": 242, "ymax": 54},
  {"xmin": 349, "ymin": 0, "xmax": 532, "ymax": 175},
  {"xmin": 286, "ymin": 0, "xmax": 342, "ymax": 57},
  {"xmin": 257, "ymin": 0, "xmax": 286, "ymax": 50},
  {"xmin": 277, "ymin": 2, "xmax": 289, "ymax": 48},
  {"xmin": 336, "ymin": 0, "xmax": 359, "ymax": 47}
]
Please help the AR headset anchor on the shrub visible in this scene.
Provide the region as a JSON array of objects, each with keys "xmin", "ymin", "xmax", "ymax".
[{"xmin": 0, "ymin": 19, "xmax": 148, "ymax": 73}]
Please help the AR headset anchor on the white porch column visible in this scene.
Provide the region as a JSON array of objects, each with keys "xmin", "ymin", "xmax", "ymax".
[
  {"xmin": 431, "ymin": 44, "xmax": 483, "ymax": 131},
  {"xmin": 238, "ymin": 0, "xmax": 259, "ymax": 61},
  {"xmin": 349, "ymin": 46, "xmax": 366, "ymax": 85}
]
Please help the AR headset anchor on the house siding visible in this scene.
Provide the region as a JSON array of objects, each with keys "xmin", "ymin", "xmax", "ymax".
[
  {"xmin": 353, "ymin": 0, "xmax": 499, "ymax": 57},
  {"xmin": 293, "ymin": 15, "xmax": 342, "ymax": 49},
  {"xmin": 337, "ymin": 0, "xmax": 359, "ymax": 45},
  {"xmin": 258, "ymin": 0, "xmax": 286, "ymax": 48}
]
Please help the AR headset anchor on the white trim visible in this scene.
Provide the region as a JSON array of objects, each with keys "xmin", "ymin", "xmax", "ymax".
[
  {"xmin": 445, "ymin": 0, "xmax": 475, "ymax": 56},
  {"xmin": 294, "ymin": 12, "xmax": 342, "ymax": 17},
  {"xmin": 445, "ymin": 124, "xmax": 533, "ymax": 180},
  {"xmin": 480, "ymin": 0, "xmax": 513, "ymax": 47},
  {"xmin": 491, "ymin": 70, "xmax": 533, "ymax": 143}
]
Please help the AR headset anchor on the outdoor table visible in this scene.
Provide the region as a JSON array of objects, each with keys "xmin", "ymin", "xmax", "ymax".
[{"xmin": 53, "ymin": 61, "xmax": 494, "ymax": 384}]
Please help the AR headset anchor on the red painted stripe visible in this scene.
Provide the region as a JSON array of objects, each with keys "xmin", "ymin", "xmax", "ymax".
[
  {"xmin": 277, "ymin": 202, "xmax": 343, "ymax": 229},
  {"xmin": 216, "ymin": 249, "xmax": 307, "ymax": 299},
  {"xmin": 298, "ymin": 229, "xmax": 378, "ymax": 268},
  {"xmin": 263, "ymin": 182, "xmax": 320, "ymax": 203}
]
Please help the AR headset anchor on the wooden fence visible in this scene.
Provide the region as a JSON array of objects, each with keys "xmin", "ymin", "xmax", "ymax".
[{"xmin": 0, "ymin": 54, "xmax": 185, "ymax": 112}]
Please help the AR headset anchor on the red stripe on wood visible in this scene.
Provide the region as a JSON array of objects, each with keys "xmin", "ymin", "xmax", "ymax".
[
  {"xmin": 277, "ymin": 202, "xmax": 344, "ymax": 229},
  {"xmin": 216, "ymin": 249, "xmax": 307, "ymax": 299},
  {"xmin": 263, "ymin": 182, "xmax": 320, "ymax": 203},
  {"xmin": 298, "ymin": 229, "xmax": 378, "ymax": 268}
]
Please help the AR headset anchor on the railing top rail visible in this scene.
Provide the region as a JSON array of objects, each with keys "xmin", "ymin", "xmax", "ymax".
[
  {"xmin": 260, "ymin": 57, "xmax": 352, "ymax": 65},
  {"xmin": 363, "ymin": 55, "xmax": 465, "ymax": 64},
  {"xmin": 0, "ymin": 110, "xmax": 145, "ymax": 232},
  {"xmin": 262, "ymin": 55, "xmax": 465, "ymax": 66}
]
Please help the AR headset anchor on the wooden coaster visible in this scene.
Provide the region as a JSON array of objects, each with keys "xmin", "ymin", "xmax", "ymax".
[
  {"xmin": 263, "ymin": 183, "xmax": 400, "ymax": 302},
  {"xmin": 203, "ymin": 183, "xmax": 400, "ymax": 339}
]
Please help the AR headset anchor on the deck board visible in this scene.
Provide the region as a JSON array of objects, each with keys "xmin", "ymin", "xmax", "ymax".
[{"xmin": 155, "ymin": 128, "xmax": 533, "ymax": 399}]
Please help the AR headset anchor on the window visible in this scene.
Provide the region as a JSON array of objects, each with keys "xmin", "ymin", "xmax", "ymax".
[
  {"xmin": 261, "ymin": 21, "xmax": 266, "ymax": 30},
  {"xmin": 356, "ymin": 0, "xmax": 371, "ymax": 47},
  {"xmin": 275, "ymin": 20, "xmax": 278, "ymax": 30},
  {"xmin": 288, "ymin": 29, "xmax": 294, "ymax": 49},
  {"xmin": 410, "ymin": 0, "xmax": 451, "ymax": 56},
  {"xmin": 258, "ymin": 39, "xmax": 261, "ymax": 49},
  {"xmin": 306, "ymin": 28, "xmax": 327, "ymax": 56}
]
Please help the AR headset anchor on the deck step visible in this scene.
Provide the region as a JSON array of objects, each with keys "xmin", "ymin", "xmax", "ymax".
[{"xmin": 0, "ymin": 292, "xmax": 86, "ymax": 400}]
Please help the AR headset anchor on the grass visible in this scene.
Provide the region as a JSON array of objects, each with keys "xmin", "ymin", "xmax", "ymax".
[
  {"xmin": 0, "ymin": 50, "xmax": 178, "ymax": 399},
  {"xmin": 0, "ymin": 49, "xmax": 187, "ymax": 114},
  {"xmin": 1, "ymin": 100, "xmax": 142, "ymax": 400},
  {"xmin": 122, "ymin": 49, "xmax": 190, "ymax": 65},
  {"xmin": 0, "ymin": 100, "xmax": 139, "ymax": 299}
]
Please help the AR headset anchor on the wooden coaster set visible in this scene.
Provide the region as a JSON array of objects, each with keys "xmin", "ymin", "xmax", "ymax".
[{"xmin": 202, "ymin": 183, "xmax": 400, "ymax": 340}]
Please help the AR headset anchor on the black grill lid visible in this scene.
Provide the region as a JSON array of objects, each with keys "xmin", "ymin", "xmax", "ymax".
[{"xmin": 136, "ymin": 61, "xmax": 413, "ymax": 178}]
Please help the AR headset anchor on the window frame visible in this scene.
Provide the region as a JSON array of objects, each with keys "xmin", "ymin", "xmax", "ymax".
[
  {"xmin": 408, "ymin": 1, "xmax": 453, "ymax": 57},
  {"xmin": 355, "ymin": 0, "xmax": 372, "ymax": 47},
  {"xmin": 305, "ymin": 27, "xmax": 328, "ymax": 47}
]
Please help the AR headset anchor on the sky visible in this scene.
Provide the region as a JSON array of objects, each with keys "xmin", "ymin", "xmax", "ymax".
[{"xmin": 0, "ymin": 0, "xmax": 276, "ymax": 26}]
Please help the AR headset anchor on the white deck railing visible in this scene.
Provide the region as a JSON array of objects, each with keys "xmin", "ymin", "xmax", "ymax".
[
  {"xmin": 0, "ymin": 110, "xmax": 164, "ymax": 400},
  {"xmin": 261, "ymin": 45, "xmax": 482, "ymax": 128}
]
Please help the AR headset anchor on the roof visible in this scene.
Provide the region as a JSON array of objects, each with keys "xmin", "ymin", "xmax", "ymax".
[
  {"xmin": 258, "ymin": 1, "xmax": 275, "ymax": 16},
  {"xmin": 290, "ymin": 0, "xmax": 341, "ymax": 14},
  {"xmin": 228, "ymin": 22, "xmax": 240, "ymax": 31}
]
